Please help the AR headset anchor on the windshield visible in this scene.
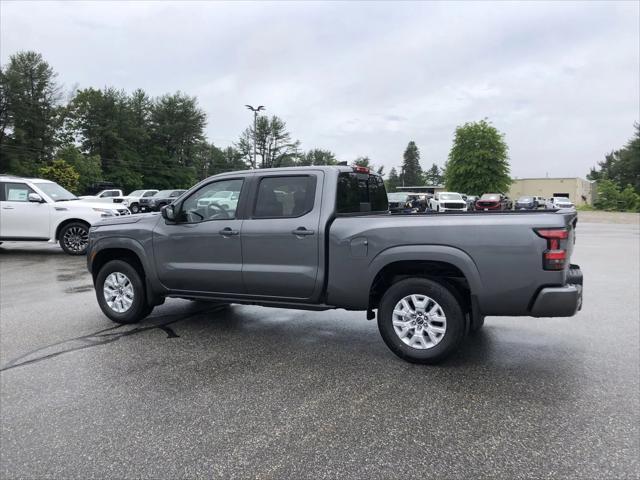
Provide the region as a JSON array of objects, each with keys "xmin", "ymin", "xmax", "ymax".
[
  {"xmin": 480, "ymin": 194, "xmax": 500, "ymax": 201},
  {"xmin": 36, "ymin": 182, "xmax": 78, "ymax": 202},
  {"xmin": 518, "ymin": 196, "xmax": 533, "ymax": 202},
  {"xmin": 128, "ymin": 190, "xmax": 145, "ymax": 196},
  {"xmin": 439, "ymin": 193, "xmax": 462, "ymax": 200},
  {"xmin": 387, "ymin": 193, "xmax": 408, "ymax": 202}
]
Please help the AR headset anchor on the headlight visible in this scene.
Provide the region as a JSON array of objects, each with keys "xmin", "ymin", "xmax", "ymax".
[{"xmin": 93, "ymin": 208, "xmax": 116, "ymax": 217}]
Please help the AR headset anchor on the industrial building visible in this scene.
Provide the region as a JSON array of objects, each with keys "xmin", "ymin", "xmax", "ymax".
[{"xmin": 509, "ymin": 177, "xmax": 596, "ymax": 206}]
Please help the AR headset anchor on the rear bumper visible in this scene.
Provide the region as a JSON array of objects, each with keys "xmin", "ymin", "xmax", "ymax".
[{"xmin": 530, "ymin": 266, "xmax": 583, "ymax": 317}]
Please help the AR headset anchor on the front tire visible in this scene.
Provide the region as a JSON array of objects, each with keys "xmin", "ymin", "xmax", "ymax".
[
  {"xmin": 59, "ymin": 222, "xmax": 90, "ymax": 255},
  {"xmin": 129, "ymin": 203, "xmax": 140, "ymax": 214},
  {"xmin": 96, "ymin": 260, "xmax": 153, "ymax": 324},
  {"xmin": 378, "ymin": 278, "xmax": 466, "ymax": 364}
]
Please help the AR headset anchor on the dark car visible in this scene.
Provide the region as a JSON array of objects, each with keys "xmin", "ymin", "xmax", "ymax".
[
  {"xmin": 141, "ymin": 189, "xmax": 186, "ymax": 212},
  {"xmin": 476, "ymin": 193, "xmax": 512, "ymax": 211},
  {"xmin": 463, "ymin": 195, "xmax": 478, "ymax": 211},
  {"xmin": 515, "ymin": 196, "xmax": 538, "ymax": 210},
  {"xmin": 387, "ymin": 192, "xmax": 416, "ymax": 213}
]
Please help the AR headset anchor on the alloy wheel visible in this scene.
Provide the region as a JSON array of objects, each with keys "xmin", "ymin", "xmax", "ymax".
[
  {"xmin": 392, "ymin": 294, "xmax": 447, "ymax": 349},
  {"xmin": 63, "ymin": 226, "xmax": 89, "ymax": 253},
  {"xmin": 103, "ymin": 272, "xmax": 135, "ymax": 313}
]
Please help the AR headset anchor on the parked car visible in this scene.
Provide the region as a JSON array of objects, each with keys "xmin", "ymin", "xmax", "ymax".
[
  {"xmin": 121, "ymin": 190, "xmax": 159, "ymax": 214},
  {"xmin": 546, "ymin": 197, "xmax": 575, "ymax": 210},
  {"xmin": 87, "ymin": 165, "xmax": 582, "ymax": 364},
  {"xmin": 534, "ymin": 196, "xmax": 546, "ymax": 208},
  {"xmin": 84, "ymin": 182, "xmax": 120, "ymax": 196},
  {"xmin": 475, "ymin": 193, "xmax": 511, "ymax": 211},
  {"xmin": 0, "ymin": 175, "xmax": 130, "ymax": 255},
  {"xmin": 142, "ymin": 189, "xmax": 186, "ymax": 212},
  {"xmin": 515, "ymin": 196, "xmax": 538, "ymax": 210},
  {"xmin": 387, "ymin": 192, "xmax": 415, "ymax": 213},
  {"xmin": 429, "ymin": 192, "xmax": 467, "ymax": 212},
  {"xmin": 463, "ymin": 195, "xmax": 478, "ymax": 211},
  {"xmin": 79, "ymin": 189, "xmax": 125, "ymax": 203}
]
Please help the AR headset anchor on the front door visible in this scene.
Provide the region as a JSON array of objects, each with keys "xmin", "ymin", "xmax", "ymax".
[
  {"xmin": 153, "ymin": 178, "xmax": 245, "ymax": 294},
  {"xmin": 0, "ymin": 182, "xmax": 50, "ymax": 239},
  {"xmin": 241, "ymin": 173, "xmax": 322, "ymax": 299}
]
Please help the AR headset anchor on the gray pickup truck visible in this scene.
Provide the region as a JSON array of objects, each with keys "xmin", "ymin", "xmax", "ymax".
[{"xmin": 87, "ymin": 166, "xmax": 583, "ymax": 363}]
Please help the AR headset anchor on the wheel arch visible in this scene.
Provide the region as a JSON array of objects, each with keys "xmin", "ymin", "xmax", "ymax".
[
  {"xmin": 367, "ymin": 245, "xmax": 483, "ymax": 314},
  {"xmin": 55, "ymin": 218, "xmax": 91, "ymax": 240},
  {"xmin": 89, "ymin": 238, "xmax": 165, "ymax": 307}
]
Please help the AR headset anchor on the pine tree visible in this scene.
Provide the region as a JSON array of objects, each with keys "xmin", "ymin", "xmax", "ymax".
[
  {"xmin": 386, "ymin": 167, "xmax": 401, "ymax": 192},
  {"xmin": 400, "ymin": 141, "xmax": 424, "ymax": 186},
  {"xmin": 424, "ymin": 163, "xmax": 442, "ymax": 185}
]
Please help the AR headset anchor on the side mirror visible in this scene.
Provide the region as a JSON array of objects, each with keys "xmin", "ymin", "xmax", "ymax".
[
  {"xmin": 161, "ymin": 204, "xmax": 176, "ymax": 221},
  {"xmin": 28, "ymin": 193, "xmax": 44, "ymax": 203}
]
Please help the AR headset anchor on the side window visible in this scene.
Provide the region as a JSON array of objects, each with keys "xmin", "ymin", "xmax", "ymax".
[
  {"xmin": 179, "ymin": 179, "xmax": 243, "ymax": 223},
  {"xmin": 253, "ymin": 176, "xmax": 316, "ymax": 219},
  {"xmin": 3, "ymin": 182, "xmax": 35, "ymax": 202},
  {"xmin": 170, "ymin": 191, "xmax": 181, "ymax": 198}
]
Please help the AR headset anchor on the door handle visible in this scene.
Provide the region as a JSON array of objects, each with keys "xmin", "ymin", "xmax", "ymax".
[
  {"xmin": 2, "ymin": 206, "xmax": 14, "ymax": 210},
  {"xmin": 291, "ymin": 227, "xmax": 315, "ymax": 236},
  {"xmin": 218, "ymin": 227, "xmax": 239, "ymax": 236}
]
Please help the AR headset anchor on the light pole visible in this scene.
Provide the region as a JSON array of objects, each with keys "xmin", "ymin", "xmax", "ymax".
[{"xmin": 245, "ymin": 105, "xmax": 265, "ymax": 168}]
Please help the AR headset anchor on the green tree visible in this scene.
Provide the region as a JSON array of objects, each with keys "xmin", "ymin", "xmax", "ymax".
[
  {"xmin": 424, "ymin": 163, "xmax": 442, "ymax": 185},
  {"xmin": 588, "ymin": 124, "xmax": 640, "ymax": 194},
  {"xmin": 299, "ymin": 148, "xmax": 337, "ymax": 166},
  {"xmin": 150, "ymin": 91, "xmax": 206, "ymax": 167},
  {"xmin": 444, "ymin": 119, "xmax": 511, "ymax": 195},
  {"xmin": 56, "ymin": 145, "xmax": 102, "ymax": 194},
  {"xmin": 619, "ymin": 184, "xmax": 640, "ymax": 211},
  {"xmin": 386, "ymin": 167, "xmax": 401, "ymax": 192},
  {"xmin": 0, "ymin": 51, "xmax": 62, "ymax": 175},
  {"xmin": 237, "ymin": 115, "xmax": 300, "ymax": 169},
  {"xmin": 400, "ymin": 141, "xmax": 424, "ymax": 186},
  {"xmin": 594, "ymin": 179, "xmax": 640, "ymax": 212},
  {"xmin": 38, "ymin": 159, "xmax": 79, "ymax": 192}
]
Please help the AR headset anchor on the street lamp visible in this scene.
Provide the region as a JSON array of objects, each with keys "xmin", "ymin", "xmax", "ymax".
[{"xmin": 245, "ymin": 104, "xmax": 265, "ymax": 168}]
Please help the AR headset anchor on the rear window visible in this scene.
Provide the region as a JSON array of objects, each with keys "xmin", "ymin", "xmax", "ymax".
[{"xmin": 336, "ymin": 172, "xmax": 388, "ymax": 213}]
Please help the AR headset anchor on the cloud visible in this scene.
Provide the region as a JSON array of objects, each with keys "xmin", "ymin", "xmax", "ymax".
[{"xmin": 1, "ymin": 0, "xmax": 638, "ymax": 177}]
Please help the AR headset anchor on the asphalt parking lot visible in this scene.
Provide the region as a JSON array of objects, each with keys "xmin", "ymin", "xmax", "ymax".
[{"xmin": 1, "ymin": 219, "xmax": 638, "ymax": 479}]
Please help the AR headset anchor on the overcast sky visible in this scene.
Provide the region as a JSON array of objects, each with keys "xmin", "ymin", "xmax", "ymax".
[{"xmin": 1, "ymin": 1, "xmax": 638, "ymax": 178}]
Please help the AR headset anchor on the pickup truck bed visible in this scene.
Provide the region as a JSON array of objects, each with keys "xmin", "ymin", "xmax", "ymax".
[{"xmin": 87, "ymin": 166, "xmax": 583, "ymax": 364}]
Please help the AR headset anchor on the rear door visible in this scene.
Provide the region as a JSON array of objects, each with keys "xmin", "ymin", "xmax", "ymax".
[{"xmin": 241, "ymin": 172, "xmax": 323, "ymax": 299}]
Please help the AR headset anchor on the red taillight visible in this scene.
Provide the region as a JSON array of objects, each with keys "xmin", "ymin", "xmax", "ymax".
[
  {"xmin": 535, "ymin": 228, "xmax": 569, "ymax": 270},
  {"xmin": 353, "ymin": 166, "xmax": 370, "ymax": 174},
  {"xmin": 543, "ymin": 250, "xmax": 566, "ymax": 270}
]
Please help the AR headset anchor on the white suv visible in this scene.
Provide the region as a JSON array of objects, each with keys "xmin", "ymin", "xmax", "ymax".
[
  {"xmin": 0, "ymin": 175, "xmax": 130, "ymax": 255},
  {"xmin": 121, "ymin": 189, "xmax": 158, "ymax": 213}
]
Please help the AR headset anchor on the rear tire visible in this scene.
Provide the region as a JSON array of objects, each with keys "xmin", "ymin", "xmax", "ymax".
[
  {"xmin": 95, "ymin": 259, "xmax": 153, "ymax": 324},
  {"xmin": 59, "ymin": 222, "xmax": 90, "ymax": 255},
  {"xmin": 378, "ymin": 278, "xmax": 466, "ymax": 364}
]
